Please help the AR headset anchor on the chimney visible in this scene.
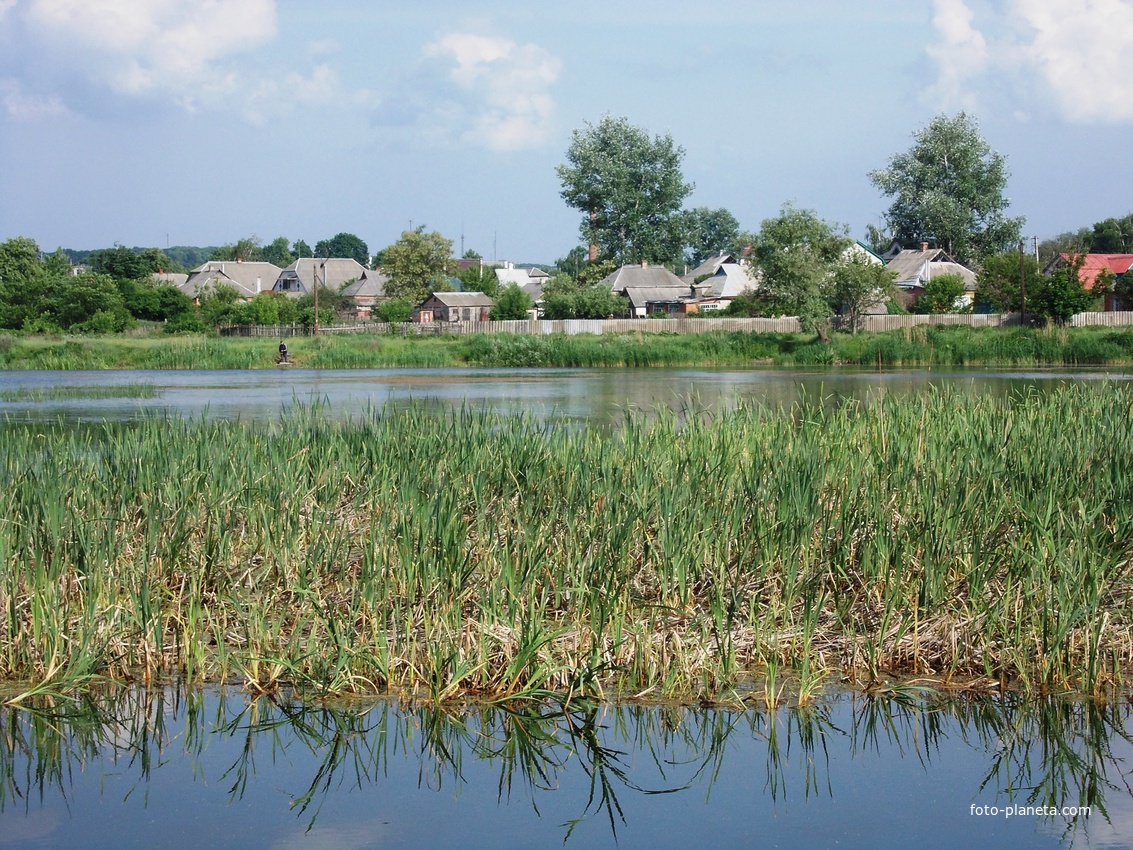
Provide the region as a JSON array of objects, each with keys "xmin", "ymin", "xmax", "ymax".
[
  {"xmin": 920, "ymin": 242, "xmax": 929, "ymax": 252},
  {"xmin": 256, "ymin": 277, "xmax": 261, "ymax": 293},
  {"xmin": 640, "ymin": 260, "xmax": 648, "ymax": 269}
]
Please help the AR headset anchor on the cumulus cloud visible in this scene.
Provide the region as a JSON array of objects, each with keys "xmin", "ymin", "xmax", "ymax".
[
  {"xmin": 421, "ymin": 33, "xmax": 561, "ymax": 151},
  {"xmin": 15, "ymin": 0, "xmax": 277, "ymax": 100},
  {"xmin": 927, "ymin": 0, "xmax": 1133, "ymax": 123}
]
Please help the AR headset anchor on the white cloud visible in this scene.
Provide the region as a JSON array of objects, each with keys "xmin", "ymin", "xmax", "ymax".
[
  {"xmin": 423, "ymin": 32, "xmax": 561, "ymax": 152},
  {"xmin": 927, "ymin": 0, "xmax": 1133, "ymax": 123},
  {"xmin": 0, "ymin": 0, "xmax": 279, "ymax": 116},
  {"xmin": 927, "ymin": 0, "xmax": 988, "ymax": 109}
]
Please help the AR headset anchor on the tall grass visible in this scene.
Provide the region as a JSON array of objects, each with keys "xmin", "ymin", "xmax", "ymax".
[
  {"xmin": 1, "ymin": 384, "xmax": 1132, "ymax": 702},
  {"xmin": 3, "ymin": 327, "xmax": 1133, "ymax": 370}
]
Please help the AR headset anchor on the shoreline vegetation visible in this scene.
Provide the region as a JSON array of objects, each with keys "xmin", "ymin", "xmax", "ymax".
[
  {"xmin": 2, "ymin": 325, "xmax": 1133, "ymax": 370},
  {"xmin": 2, "ymin": 384, "xmax": 1131, "ymax": 705}
]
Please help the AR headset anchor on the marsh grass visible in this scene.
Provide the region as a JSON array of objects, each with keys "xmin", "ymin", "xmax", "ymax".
[
  {"xmin": 2, "ymin": 327, "xmax": 1133, "ymax": 370},
  {"xmin": 2, "ymin": 384, "xmax": 1132, "ymax": 703},
  {"xmin": 0, "ymin": 383, "xmax": 157, "ymax": 402}
]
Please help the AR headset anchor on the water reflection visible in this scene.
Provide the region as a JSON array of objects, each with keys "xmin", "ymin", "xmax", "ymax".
[
  {"xmin": 0, "ymin": 366, "xmax": 1129, "ymax": 425},
  {"xmin": 1, "ymin": 688, "xmax": 1130, "ymax": 848}
]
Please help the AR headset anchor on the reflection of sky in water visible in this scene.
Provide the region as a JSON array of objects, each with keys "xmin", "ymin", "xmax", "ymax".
[
  {"xmin": 0, "ymin": 689, "xmax": 1128, "ymax": 849},
  {"xmin": 0, "ymin": 366, "xmax": 1130, "ymax": 426}
]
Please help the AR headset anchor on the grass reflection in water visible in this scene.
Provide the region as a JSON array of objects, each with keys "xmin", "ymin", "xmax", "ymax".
[{"xmin": 0, "ymin": 688, "xmax": 1129, "ymax": 845}]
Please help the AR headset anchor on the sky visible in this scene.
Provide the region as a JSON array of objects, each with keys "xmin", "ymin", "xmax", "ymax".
[{"xmin": 1, "ymin": 0, "xmax": 1132, "ymax": 264}]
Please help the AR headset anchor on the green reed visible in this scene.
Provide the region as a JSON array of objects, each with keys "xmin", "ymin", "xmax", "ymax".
[{"xmin": 1, "ymin": 384, "xmax": 1132, "ymax": 702}]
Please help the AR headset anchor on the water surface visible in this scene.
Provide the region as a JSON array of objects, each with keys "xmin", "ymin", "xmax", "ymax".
[
  {"xmin": 0, "ymin": 366, "xmax": 1129, "ymax": 424},
  {"xmin": 0, "ymin": 688, "xmax": 1127, "ymax": 849}
]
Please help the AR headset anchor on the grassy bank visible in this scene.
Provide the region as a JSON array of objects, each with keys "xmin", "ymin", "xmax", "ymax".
[
  {"xmin": 2, "ymin": 384, "xmax": 1132, "ymax": 704},
  {"xmin": 3, "ymin": 325, "xmax": 1133, "ymax": 369}
]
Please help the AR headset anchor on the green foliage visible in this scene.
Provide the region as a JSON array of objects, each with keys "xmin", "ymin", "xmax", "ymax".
[
  {"xmin": 457, "ymin": 263, "xmax": 497, "ymax": 297},
  {"xmin": 915, "ymin": 273, "xmax": 969, "ymax": 314},
  {"xmin": 554, "ymin": 246, "xmax": 588, "ymax": 280},
  {"xmin": 118, "ymin": 278, "xmax": 195, "ymax": 322},
  {"xmin": 490, "ymin": 284, "xmax": 533, "ymax": 320},
  {"xmin": 1033, "ymin": 255, "xmax": 1093, "ymax": 325},
  {"xmin": 89, "ymin": 244, "xmax": 176, "ymax": 279},
  {"xmin": 462, "ymin": 248, "xmax": 482, "ymax": 259},
  {"xmin": 976, "ymin": 251, "xmax": 1041, "ymax": 313},
  {"xmin": 314, "ymin": 232, "xmax": 369, "ymax": 265},
  {"xmin": 748, "ymin": 204, "xmax": 850, "ymax": 332},
  {"xmin": 682, "ymin": 207, "xmax": 740, "ymax": 267},
  {"xmin": 0, "ymin": 237, "xmax": 50, "ymax": 329},
  {"xmin": 1091, "ymin": 214, "xmax": 1133, "ymax": 253},
  {"xmin": 197, "ymin": 284, "xmax": 243, "ymax": 327},
  {"xmin": 293, "ymin": 239, "xmax": 313, "ymax": 259},
  {"xmin": 381, "ymin": 228, "xmax": 454, "ymax": 304},
  {"xmin": 375, "ymin": 298, "xmax": 415, "ymax": 324},
  {"xmin": 211, "ymin": 237, "xmax": 263, "ymax": 262},
  {"xmin": 831, "ymin": 255, "xmax": 896, "ymax": 332},
  {"xmin": 260, "ymin": 236, "xmax": 295, "ymax": 268},
  {"xmin": 540, "ymin": 276, "xmax": 628, "ymax": 319},
  {"xmin": 557, "ymin": 115, "xmax": 692, "ymax": 265},
  {"xmin": 869, "ymin": 112, "xmax": 1024, "ymax": 265},
  {"xmin": 45, "ymin": 272, "xmax": 132, "ymax": 331}
]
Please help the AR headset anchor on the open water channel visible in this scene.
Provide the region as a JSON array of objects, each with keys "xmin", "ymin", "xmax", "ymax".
[{"xmin": 2, "ymin": 365, "xmax": 1132, "ymax": 848}]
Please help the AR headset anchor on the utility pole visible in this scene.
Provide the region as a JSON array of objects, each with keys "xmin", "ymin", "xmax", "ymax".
[
  {"xmin": 1019, "ymin": 241, "xmax": 1026, "ymax": 327},
  {"xmin": 315, "ymin": 261, "xmax": 323, "ymax": 336}
]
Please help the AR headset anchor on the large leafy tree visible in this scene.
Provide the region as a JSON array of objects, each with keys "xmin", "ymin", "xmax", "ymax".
[
  {"xmin": 557, "ymin": 115, "xmax": 692, "ymax": 266},
  {"xmin": 747, "ymin": 204, "xmax": 850, "ymax": 333},
  {"xmin": 976, "ymin": 251, "xmax": 1042, "ymax": 313},
  {"xmin": 831, "ymin": 254, "xmax": 897, "ymax": 332},
  {"xmin": 0, "ymin": 237, "xmax": 50, "ymax": 329},
  {"xmin": 682, "ymin": 207, "xmax": 740, "ymax": 267},
  {"xmin": 315, "ymin": 232, "xmax": 369, "ymax": 265},
  {"xmin": 380, "ymin": 228, "xmax": 453, "ymax": 304},
  {"xmin": 869, "ymin": 112, "xmax": 1024, "ymax": 266}
]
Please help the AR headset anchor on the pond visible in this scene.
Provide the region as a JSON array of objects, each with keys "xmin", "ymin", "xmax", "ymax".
[
  {"xmin": 0, "ymin": 365, "xmax": 1130, "ymax": 424},
  {"xmin": 0, "ymin": 688, "xmax": 1127, "ymax": 849}
]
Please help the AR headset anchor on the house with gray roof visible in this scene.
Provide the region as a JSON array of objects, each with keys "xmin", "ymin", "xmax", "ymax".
[
  {"xmin": 273, "ymin": 258, "xmax": 368, "ymax": 297},
  {"xmin": 680, "ymin": 251, "xmax": 758, "ymax": 311},
  {"xmin": 181, "ymin": 261, "xmax": 283, "ymax": 301},
  {"xmin": 602, "ymin": 263, "xmax": 697, "ymax": 317},
  {"xmin": 340, "ymin": 269, "xmax": 390, "ymax": 317},
  {"xmin": 884, "ymin": 244, "xmax": 977, "ymax": 310},
  {"xmin": 414, "ymin": 291, "xmax": 495, "ymax": 322}
]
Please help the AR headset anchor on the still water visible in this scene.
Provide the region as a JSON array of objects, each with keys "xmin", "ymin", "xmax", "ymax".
[
  {"xmin": 0, "ymin": 366, "xmax": 1130, "ymax": 424},
  {"xmin": 0, "ymin": 687, "xmax": 1128, "ymax": 849}
]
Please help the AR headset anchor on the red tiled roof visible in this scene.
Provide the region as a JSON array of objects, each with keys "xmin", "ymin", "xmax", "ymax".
[{"xmin": 1061, "ymin": 253, "xmax": 1133, "ymax": 289}]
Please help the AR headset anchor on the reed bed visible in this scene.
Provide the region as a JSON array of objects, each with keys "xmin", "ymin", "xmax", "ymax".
[
  {"xmin": 0, "ymin": 383, "xmax": 157, "ymax": 402},
  {"xmin": 4, "ymin": 327, "xmax": 1133, "ymax": 370},
  {"xmin": 2, "ymin": 384, "xmax": 1132, "ymax": 703}
]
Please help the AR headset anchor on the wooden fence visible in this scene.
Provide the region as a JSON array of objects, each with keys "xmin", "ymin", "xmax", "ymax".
[{"xmin": 219, "ymin": 311, "xmax": 1133, "ymax": 339}]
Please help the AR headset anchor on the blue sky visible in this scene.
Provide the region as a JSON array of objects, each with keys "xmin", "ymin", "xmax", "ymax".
[{"xmin": 2, "ymin": 0, "xmax": 1131, "ymax": 264}]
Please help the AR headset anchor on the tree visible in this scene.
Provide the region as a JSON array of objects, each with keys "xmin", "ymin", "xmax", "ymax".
[
  {"xmin": 869, "ymin": 112, "xmax": 1024, "ymax": 266},
  {"xmin": 315, "ymin": 232, "xmax": 369, "ymax": 266},
  {"xmin": 490, "ymin": 284, "xmax": 533, "ymax": 320},
  {"xmin": 1091, "ymin": 214, "xmax": 1133, "ymax": 253},
  {"xmin": 555, "ymin": 246, "xmax": 588, "ymax": 280},
  {"xmin": 375, "ymin": 298, "xmax": 415, "ymax": 323},
  {"xmin": 915, "ymin": 273, "xmax": 968, "ymax": 314},
  {"xmin": 682, "ymin": 207, "xmax": 740, "ymax": 267},
  {"xmin": 381, "ymin": 228, "xmax": 454, "ymax": 304},
  {"xmin": 831, "ymin": 255, "xmax": 897, "ymax": 332},
  {"xmin": 211, "ymin": 237, "xmax": 262, "ymax": 262},
  {"xmin": 44, "ymin": 271, "xmax": 130, "ymax": 331},
  {"xmin": 1033, "ymin": 255, "xmax": 1093, "ymax": 325},
  {"xmin": 261, "ymin": 236, "xmax": 295, "ymax": 268},
  {"xmin": 538, "ymin": 274, "xmax": 627, "ymax": 319},
  {"xmin": 457, "ymin": 263, "xmax": 497, "ymax": 297},
  {"xmin": 0, "ymin": 237, "xmax": 50, "ymax": 329},
  {"xmin": 747, "ymin": 204, "xmax": 850, "ymax": 333},
  {"xmin": 557, "ymin": 115, "xmax": 692, "ymax": 266},
  {"xmin": 293, "ymin": 239, "xmax": 313, "ymax": 259},
  {"xmin": 462, "ymin": 248, "xmax": 482, "ymax": 260},
  {"xmin": 89, "ymin": 244, "xmax": 174, "ymax": 280},
  {"xmin": 976, "ymin": 251, "xmax": 1042, "ymax": 313}
]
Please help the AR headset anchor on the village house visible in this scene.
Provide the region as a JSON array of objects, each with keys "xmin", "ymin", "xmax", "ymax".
[
  {"xmin": 1044, "ymin": 253, "xmax": 1133, "ymax": 311},
  {"xmin": 414, "ymin": 291, "xmax": 495, "ymax": 322},
  {"xmin": 603, "ymin": 262, "xmax": 694, "ymax": 317},
  {"xmin": 180, "ymin": 260, "xmax": 283, "ymax": 302},
  {"xmin": 273, "ymin": 258, "xmax": 368, "ymax": 297},
  {"xmin": 340, "ymin": 269, "xmax": 390, "ymax": 317},
  {"xmin": 882, "ymin": 243, "xmax": 977, "ymax": 310}
]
